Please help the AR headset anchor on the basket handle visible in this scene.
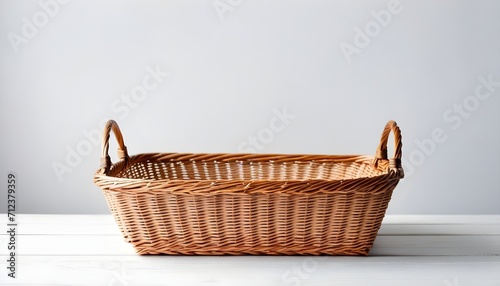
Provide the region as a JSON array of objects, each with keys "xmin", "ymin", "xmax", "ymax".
[
  {"xmin": 373, "ymin": 120, "xmax": 404, "ymax": 176},
  {"xmin": 99, "ymin": 120, "xmax": 129, "ymax": 174}
]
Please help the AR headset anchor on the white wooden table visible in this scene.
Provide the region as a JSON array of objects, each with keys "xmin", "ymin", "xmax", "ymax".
[{"xmin": 1, "ymin": 215, "xmax": 500, "ymax": 285}]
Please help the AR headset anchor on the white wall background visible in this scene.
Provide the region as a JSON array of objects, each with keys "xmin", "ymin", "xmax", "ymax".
[{"xmin": 0, "ymin": 0, "xmax": 499, "ymax": 214}]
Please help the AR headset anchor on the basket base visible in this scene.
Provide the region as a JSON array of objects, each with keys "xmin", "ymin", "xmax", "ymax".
[{"xmin": 130, "ymin": 244, "xmax": 372, "ymax": 256}]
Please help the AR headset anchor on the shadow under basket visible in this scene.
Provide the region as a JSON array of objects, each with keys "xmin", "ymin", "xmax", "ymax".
[{"xmin": 94, "ymin": 120, "xmax": 404, "ymax": 255}]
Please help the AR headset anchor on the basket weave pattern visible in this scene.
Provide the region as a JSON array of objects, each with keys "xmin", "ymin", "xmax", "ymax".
[{"xmin": 94, "ymin": 120, "xmax": 404, "ymax": 255}]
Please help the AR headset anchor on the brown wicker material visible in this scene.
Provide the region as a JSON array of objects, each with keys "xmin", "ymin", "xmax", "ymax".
[{"xmin": 94, "ymin": 120, "xmax": 404, "ymax": 255}]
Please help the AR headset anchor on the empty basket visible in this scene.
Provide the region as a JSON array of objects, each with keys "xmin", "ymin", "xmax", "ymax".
[{"xmin": 94, "ymin": 120, "xmax": 404, "ymax": 255}]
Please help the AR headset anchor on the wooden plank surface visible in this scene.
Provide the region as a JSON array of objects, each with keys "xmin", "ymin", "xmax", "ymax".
[
  {"xmin": 1, "ymin": 256, "xmax": 500, "ymax": 286},
  {"xmin": 1, "ymin": 215, "xmax": 500, "ymax": 285}
]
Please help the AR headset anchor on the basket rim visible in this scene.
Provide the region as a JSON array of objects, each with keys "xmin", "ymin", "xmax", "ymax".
[
  {"xmin": 96, "ymin": 120, "xmax": 405, "ymax": 186},
  {"xmin": 94, "ymin": 152, "xmax": 403, "ymax": 188}
]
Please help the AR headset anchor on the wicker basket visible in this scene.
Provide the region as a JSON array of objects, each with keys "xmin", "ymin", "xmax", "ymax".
[{"xmin": 94, "ymin": 120, "xmax": 404, "ymax": 255}]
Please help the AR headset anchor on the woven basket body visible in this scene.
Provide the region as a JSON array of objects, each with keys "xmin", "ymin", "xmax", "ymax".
[{"xmin": 94, "ymin": 120, "xmax": 404, "ymax": 255}]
